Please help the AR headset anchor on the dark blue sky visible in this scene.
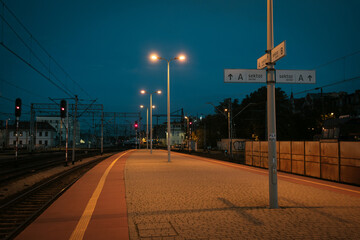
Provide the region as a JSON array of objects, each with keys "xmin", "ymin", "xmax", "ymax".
[{"xmin": 1, "ymin": 0, "xmax": 360, "ymax": 121}]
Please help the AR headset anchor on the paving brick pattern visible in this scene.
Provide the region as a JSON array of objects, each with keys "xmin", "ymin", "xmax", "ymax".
[{"xmin": 125, "ymin": 150, "xmax": 360, "ymax": 240}]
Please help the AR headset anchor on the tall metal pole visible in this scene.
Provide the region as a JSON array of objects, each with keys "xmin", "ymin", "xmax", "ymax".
[
  {"xmin": 30, "ymin": 103, "xmax": 34, "ymax": 152},
  {"xmin": 15, "ymin": 116, "xmax": 19, "ymax": 162},
  {"xmin": 150, "ymin": 94, "xmax": 153, "ymax": 154},
  {"xmin": 227, "ymin": 110, "xmax": 230, "ymax": 155},
  {"xmin": 72, "ymin": 95, "xmax": 78, "ymax": 165},
  {"xmin": 267, "ymin": 0, "xmax": 278, "ymax": 209},
  {"xmin": 65, "ymin": 101, "xmax": 69, "ymax": 166},
  {"xmin": 230, "ymin": 100, "xmax": 233, "ymax": 158},
  {"xmin": 146, "ymin": 108, "xmax": 149, "ymax": 150},
  {"xmin": 167, "ymin": 61, "xmax": 171, "ymax": 162}
]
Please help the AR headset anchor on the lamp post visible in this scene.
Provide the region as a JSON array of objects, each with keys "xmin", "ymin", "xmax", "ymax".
[
  {"xmin": 151, "ymin": 54, "xmax": 186, "ymax": 162},
  {"xmin": 207, "ymin": 101, "xmax": 255, "ymax": 158},
  {"xmin": 184, "ymin": 116, "xmax": 190, "ymax": 151},
  {"xmin": 141, "ymin": 90, "xmax": 161, "ymax": 154},
  {"xmin": 140, "ymin": 105, "xmax": 149, "ymax": 150}
]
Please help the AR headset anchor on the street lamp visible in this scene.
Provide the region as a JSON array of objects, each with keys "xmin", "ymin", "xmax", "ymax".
[
  {"xmin": 184, "ymin": 116, "xmax": 190, "ymax": 152},
  {"xmin": 150, "ymin": 53, "xmax": 186, "ymax": 162},
  {"xmin": 140, "ymin": 105, "xmax": 149, "ymax": 150},
  {"xmin": 141, "ymin": 89, "xmax": 161, "ymax": 154}
]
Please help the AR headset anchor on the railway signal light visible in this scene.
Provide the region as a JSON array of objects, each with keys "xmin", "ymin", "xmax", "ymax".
[
  {"xmin": 60, "ymin": 100, "xmax": 67, "ymax": 118},
  {"xmin": 134, "ymin": 121, "xmax": 138, "ymax": 130},
  {"xmin": 15, "ymin": 98, "xmax": 22, "ymax": 117}
]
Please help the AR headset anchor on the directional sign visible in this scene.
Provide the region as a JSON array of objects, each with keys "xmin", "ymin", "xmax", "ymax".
[
  {"xmin": 257, "ymin": 53, "xmax": 269, "ymax": 69},
  {"xmin": 276, "ymin": 70, "xmax": 316, "ymax": 84},
  {"xmin": 224, "ymin": 69, "xmax": 266, "ymax": 83},
  {"xmin": 271, "ymin": 40, "xmax": 286, "ymax": 63}
]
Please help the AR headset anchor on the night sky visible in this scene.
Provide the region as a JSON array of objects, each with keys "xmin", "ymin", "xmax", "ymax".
[{"xmin": 1, "ymin": 0, "xmax": 360, "ymax": 122}]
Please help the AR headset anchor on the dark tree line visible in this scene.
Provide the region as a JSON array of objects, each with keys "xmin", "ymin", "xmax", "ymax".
[{"xmin": 194, "ymin": 86, "xmax": 337, "ymax": 148}]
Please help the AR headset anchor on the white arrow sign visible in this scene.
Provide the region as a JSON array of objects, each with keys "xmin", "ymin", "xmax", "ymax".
[
  {"xmin": 276, "ymin": 70, "xmax": 316, "ymax": 84},
  {"xmin": 271, "ymin": 40, "xmax": 286, "ymax": 63},
  {"xmin": 257, "ymin": 53, "xmax": 269, "ymax": 69},
  {"xmin": 224, "ymin": 69, "xmax": 266, "ymax": 83}
]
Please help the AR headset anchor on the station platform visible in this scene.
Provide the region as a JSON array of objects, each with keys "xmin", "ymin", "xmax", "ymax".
[{"xmin": 16, "ymin": 149, "xmax": 360, "ymax": 240}]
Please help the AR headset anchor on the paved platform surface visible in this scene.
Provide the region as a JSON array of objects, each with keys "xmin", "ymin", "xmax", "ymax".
[
  {"xmin": 16, "ymin": 151, "xmax": 129, "ymax": 240},
  {"xmin": 16, "ymin": 149, "xmax": 360, "ymax": 240},
  {"xmin": 125, "ymin": 150, "xmax": 360, "ymax": 240}
]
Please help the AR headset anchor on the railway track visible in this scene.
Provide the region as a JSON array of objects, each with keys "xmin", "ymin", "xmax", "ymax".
[
  {"xmin": 0, "ymin": 149, "xmax": 118, "ymax": 185},
  {"xmin": 0, "ymin": 152, "xmax": 116, "ymax": 240}
]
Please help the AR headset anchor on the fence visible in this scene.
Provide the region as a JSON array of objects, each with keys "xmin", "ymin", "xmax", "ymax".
[{"xmin": 245, "ymin": 141, "xmax": 360, "ymax": 185}]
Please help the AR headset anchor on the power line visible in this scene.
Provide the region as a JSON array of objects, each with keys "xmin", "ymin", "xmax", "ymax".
[
  {"xmin": 0, "ymin": 42, "xmax": 73, "ymax": 97},
  {"xmin": 0, "ymin": 95, "xmax": 31, "ymax": 108},
  {"xmin": 0, "ymin": 14, "xmax": 74, "ymax": 97},
  {"xmin": 294, "ymin": 76, "xmax": 360, "ymax": 96},
  {"xmin": 0, "ymin": 0, "xmax": 92, "ymax": 99},
  {"xmin": 313, "ymin": 50, "xmax": 360, "ymax": 70},
  {"xmin": 0, "ymin": 78, "xmax": 48, "ymax": 99}
]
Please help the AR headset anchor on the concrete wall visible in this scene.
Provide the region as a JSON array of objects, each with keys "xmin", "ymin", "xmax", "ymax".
[{"xmin": 245, "ymin": 141, "xmax": 360, "ymax": 186}]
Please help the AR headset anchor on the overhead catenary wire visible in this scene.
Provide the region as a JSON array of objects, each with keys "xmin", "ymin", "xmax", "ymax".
[
  {"xmin": 0, "ymin": 78, "xmax": 48, "ymax": 99},
  {"xmin": 0, "ymin": 14, "xmax": 74, "ymax": 97},
  {"xmin": 0, "ymin": 0, "xmax": 92, "ymax": 99},
  {"xmin": 0, "ymin": 42, "xmax": 73, "ymax": 98}
]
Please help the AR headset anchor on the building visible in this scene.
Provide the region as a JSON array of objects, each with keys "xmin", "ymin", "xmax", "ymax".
[
  {"xmin": 8, "ymin": 121, "xmax": 57, "ymax": 148},
  {"xmin": 36, "ymin": 116, "xmax": 80, "ymax": 145},
  {"xmin": 158, "ymin": 121, "xmax": 186, "ymax": 146}
]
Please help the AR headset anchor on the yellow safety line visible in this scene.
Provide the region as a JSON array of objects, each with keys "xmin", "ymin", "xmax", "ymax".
[
  {"xmin": 177, "ymin": 152, "xmax": 360, "ymax": 195},
  {"xmin": 69, "ymin": 151, "xmax": 130, "ymax": 240}
]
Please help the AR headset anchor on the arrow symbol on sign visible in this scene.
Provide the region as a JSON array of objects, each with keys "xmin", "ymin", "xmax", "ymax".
[
  {"xmin": 228, "ymin": 74, "xmax": 233, "ymax": 80},
  {"xmin": 308, "ymin": 75, "xmax": 312, "ymax": 81}
]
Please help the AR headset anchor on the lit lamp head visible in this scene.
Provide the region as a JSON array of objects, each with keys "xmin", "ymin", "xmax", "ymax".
[
  {"xmin": 152, "ymin": 105, "xmax": 156, "ymax": 109},
  {"xmin": 140, "ymin": 90, "xmax": 146, "ymax": 94},
  {"xmin": 178, "ymin": 55, "xmax": 186, "ymax": 61},
  {"xmin": 140, "ymin": 105, "xmax": 144, "ymax": 109},
  {"xmin": 156, "ymin": 90, "xmax": 162, "ymax": 95},
  {"xmin": 224, "ymin": 108, "xmax": 228, "ymax": 112},
  {"xmin": 150, "ymin": 54, "xmax": 158, "ymax": 61}
]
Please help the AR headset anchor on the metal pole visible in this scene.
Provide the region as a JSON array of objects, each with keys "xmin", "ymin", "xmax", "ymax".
[
  {"xmin": 150, "ymin": 94, "xmax": 153, "ymax": 154},
  {"xmin": 59, "ymin": 118, "xmax": 62, "ymax": 149},
  {"xmin": 65, "ymin": 101, "xmax": 69, "ymax": 166},
  {"xmin": 167, "ymin": 61, "xmax": 171, "ymax": 162},
  {"xmin": 146, "ymin": 108, "xmax": 149, "ymax": 150},
  {"xmin": 230, "ymin": 100, "xmax": 233, "ymax": 158},
  {"xmin": 187, "ymin": 118, "xmax": 189, "ymax": 152},
  {"xmin": 15, "ymin": 117, "xmax": 19, "ymax": 162},
  {"xmin": 72, "ymin": 95, "xmax": 78, "ymax": 165},
  {"xmin": 30, "ymin": 103, "xmax": 34, "ymax": 152},
  {"xmin": 267, "ymin": 0, "xmax": 278, "ymax": 209},
  {"xmin": 227, "ymin": 111, "xmax": 230, "ymax": 155}
]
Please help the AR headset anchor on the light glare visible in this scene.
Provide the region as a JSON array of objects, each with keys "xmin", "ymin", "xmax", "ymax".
[
  {"xmin": 179, "ymin": 55, "xmax": 186, "ymax": 61},
  {"xmin": 151, "ymin": 55, "xmax": 158, "ymax": 60},
  {"xmin": 140, "ymin": 90, "xmax": 146, "ymax": 94}
]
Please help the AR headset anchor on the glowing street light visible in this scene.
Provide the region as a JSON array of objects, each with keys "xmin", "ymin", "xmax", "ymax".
[
  {"xmin": 140, "ymin": 89, "xmax": 161, "ymax": 154},
  {"xmin": 150, "ymin": 53, "xmax": 186, "ymax": 162}
]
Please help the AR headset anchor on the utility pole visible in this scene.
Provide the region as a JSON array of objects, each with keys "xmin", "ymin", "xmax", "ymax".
[
  {"xmin": 72, "ymin": 95, "xmax": 78, "ymax": 165},
  {"xmin": 15, "ymin": 116, "xmax": 19, "ymax": 162},
  {"xmin": 30, "ymin": 103, "xmax": 35, "ymax": 152},
  {"xmin": 267, "ymin": 0, "xmax": 278, "ymax": 209},
  {"xmin": 66, "ymin": 101, "xmax": 69, "ymax": 166}
]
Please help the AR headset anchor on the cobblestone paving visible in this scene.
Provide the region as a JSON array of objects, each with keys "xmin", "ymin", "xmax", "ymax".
[{"xmin": 125, "ymin": 150, "xmax": 360, "ymax": 240}]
